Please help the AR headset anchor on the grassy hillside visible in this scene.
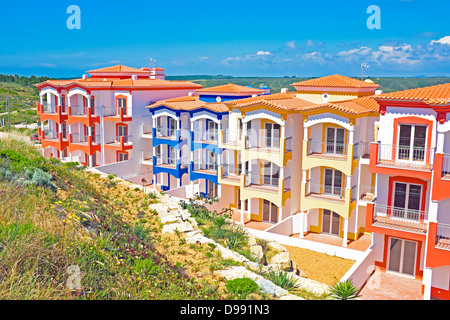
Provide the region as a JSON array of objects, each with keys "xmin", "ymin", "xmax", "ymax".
[{"xmin": 0, "ymin": 134, "xmax": 253, "ymax": 300}]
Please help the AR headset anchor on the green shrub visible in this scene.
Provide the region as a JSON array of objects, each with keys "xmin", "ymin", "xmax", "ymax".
[
  {"xmin": 329, "ymin": 280, "xmax": 361, "ymax": 300},
  {"xmin": 225, "ymin": 278, "xmax": 259, "ymax": 298},
  {"xmin": 265, "ymin": 269, "xmax": 300, "ymax": 291}
]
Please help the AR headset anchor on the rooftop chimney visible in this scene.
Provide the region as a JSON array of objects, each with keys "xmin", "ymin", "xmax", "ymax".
[
  {"xmin": 132, "ymin": 75, "xmax": 138, "ymax": 81},
  {"xmin": 82, "ymin": 74, "xmax": 88, "ymax": 80},
  {"xmin": 375, "ymin": 89, "xmax": 384, "ymax": 95},
  {"xmin": 281, "ymin": 88, "xmax": 288, "ymax": 93}
]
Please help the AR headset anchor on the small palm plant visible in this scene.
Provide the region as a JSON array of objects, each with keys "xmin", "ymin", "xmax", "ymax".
[
  {"xmin": 329, "ymin": 279, "xmax": 361, "ymax": 300},
  {"xmin": 265, "ymin": 269, "xmax": 300, "ymax": 291}
]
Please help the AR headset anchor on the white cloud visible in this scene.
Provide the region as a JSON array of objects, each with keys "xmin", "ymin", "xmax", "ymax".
[
  {"xmin": 256, "ymin": 51, "xmax": 272, "ymax": 56},
  {"xmin": 285, "ymin": 41, "xmax": 296, "ymax": 50},
  {"xmin": 430, "ymin": 36, "xmax": 450, "ymax": 46}
]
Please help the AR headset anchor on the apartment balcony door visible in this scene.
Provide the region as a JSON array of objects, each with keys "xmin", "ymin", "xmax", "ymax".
[
  {"xmin": 206, "ymin": 150, "xmax": 217, "ymax": 171},
  {"xmin": 117, "ymin": 98, "xmax": 127, "ymax": 116},
  {"xmin": 326, "ymin": 127, "xmax": 345, "ymax": 155},
  {"xmin": 262, "ymin": 200, "xmax": 278, "ymax": 223},
  {"xmin": 207, "ymin": 181, "xmax": 218, "ymax": 198},
  {"xmin": 392, "ymin": 182, "xmax": 422, "ymax": 221},
  {"xmin": 397, "ymin": 124, "xmax": 427, "ymax": 163},
  {"xmin": 324, "ymin": 168, "xmax": 343, "ymax": 196},
  {"xmin": 387, "ymin": 237, "xmax": 417, "ymax": 277},
  {"xmin": 207, "ymin": 122, "xmax": 218, "ymax": 141},
  {"xmin": 168, "ymin": 146, "xmax": 176, "ymax": 165},
  {"xmin": 264, "ymin": 123, "xmax": 280, "ymax": 149},
  {"xmin": 262, "ymin": 161, "xmax": 279, "ymax": 188},
  {"xmin": 117, "ymin": 125, "xmax": 128, "ymax": 143},
  {"xmin": 322, "ymin": 209, "xmax": 340, "ymax": 236},
  {"xmin": 168, "ymin": 118, "xmax": 177, "ymax": 137}
]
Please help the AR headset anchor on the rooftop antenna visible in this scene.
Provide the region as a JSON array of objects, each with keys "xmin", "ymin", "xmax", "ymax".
[
  {"xmin": 361, "ymin": 62, "xmax": 369, "ymax": 80},
  {"xmin": 149, "ymin": 58, "xmax": 155, "ymax": 69}
]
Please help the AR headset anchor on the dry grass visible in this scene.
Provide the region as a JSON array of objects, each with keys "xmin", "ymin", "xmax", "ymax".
[{"xmin": 283, "ymin": 244, "xmax": 355, "ymax": 286}]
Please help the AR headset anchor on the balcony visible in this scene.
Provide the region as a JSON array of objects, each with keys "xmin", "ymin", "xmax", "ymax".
[
  {"xmin": 218, "ymin": 164, "xmax": 242, "ymax": 186},
  {"xmin": 153, "ymin": 156, "xmax": 189, "ymax": 179},
  {"xmin": 142, "ymin": 125, "xmax": 153, "ymax": 139},
  {"xmin": 301, "ymin": 181, "xmax": 356, "ymax": 219},
  {"xmin": 366, "ymin": 203, "xmax": 428, "ymax": 240},
  {"xmin": 303, "ymin": 140, "xmax": 357, "ymax": 176},
  {"xmin": 359, "ymin": 185, "xmax": 376, "ymax": 202},
  {"xmin": 191, "ymin": 130, "xmax": 221, "ymax": 153},
  {"xmin": 426, "ymin": 222, "xmax": 450, "ymax": 269},
  {"xmin": 432, "ymin": 154, "xmax": 450, "ymax": 201},
  {"xmin": 37, "ymin": 103, "xmax": 68, "ymax": 124},
  {"xmin": 41, "ymin": 131, "xmax": 69, "ymax": 151},
  {"xmin": 243, "ymin": 131, "xmax": 293, "ymax": 167},
  {"xmin": 370, "ymin": 142, "xmax": 435, "ymax": 179},
  {"xmin": 191, "ymin": 162, "xmax": 219, "ymax": 184},
  {"xmin": 307, "ymin": 140, "xmax": 347, "ymax": 160},
  {"xmin": 68, "ymin": 106, "xmax": 100, "ymax": 126},
  {"xmin": 104, "ymin": 135, "xmax": 133, "ymax": 151},
  {"xmin": 68, "ymin": 134, "xmax": 101, "ymax": 155},
  {"xmin": 141, "ymin": 151, "xmax": 153, "ymax": 165},
  {"xmin": 305, "ymin": 181, "xmax": 346, "ymax": 203},
  {"xmin": 239, "ymin": 172, "xmax": 291, "ymax": 208},
  {"xmin": 220, "ymin": 129, "xmax": 242, "ymax": 149},
  {"xmin": 103, "ymin": 107, "xmax": 132, "ymax": 122}
]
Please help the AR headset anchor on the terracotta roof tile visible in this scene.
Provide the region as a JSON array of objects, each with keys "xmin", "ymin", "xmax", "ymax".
[
  {"xmin": 87, "ymin": 65, "xmax": 151, "ymax": 74},
  {"xmin": 291, "ymin": 74, "xmax": 380, "ymax": 88},
  {"xmin": 196, "ymin": 83, "xmax": 264, "ymax": 94},
  {"xmin": 374, "ymin": 83, "xmax": 450, "ymax": 105},
  {"xmin": 147, "ymin": 95, "xmax": 228, "ymax": 113}
]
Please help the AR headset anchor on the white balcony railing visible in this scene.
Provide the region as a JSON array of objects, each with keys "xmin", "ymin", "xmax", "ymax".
[
  {"xmin": 155, "ymin": 127, "xmax": 177, "ymax": 139},
  {"xmin": 104, "ymin": 135, "xmax": 132, "ymax": 145},
  {"xmin": 69, "ymin": 106, "xmax": 101, "ymax": 117},
  {"xmin": 306, "ymin": 181, "xmax": 345, "ymax": 199},
  {"xmin": 71, "ymin": 134, "xmax": 100, "ymax": 144},
  {"xmin": 359, "ymin": 185, "xmax": 376, "ymax": 201},
  {"xmin": 193, "ymin": 130, "xmax": 218, "ymax": 143},
  {"xmin": 377, "ymin": 144, "xmax": 435, "ymax": 171},
  {"xmin": 103, "ymin": 107, "xmax": 132, "ymax": 117},
  {"xmin": 442, "ymin": 155, "xmax": 450, "ymax": 180},
  {"xmin": 307, "ymin": 140, "xmax": 347, "ymax": 157},
  {"xmin": 372, "ymin": 204, "xmax": 428, "ymax": 234},
  {"xmin": 436, "ymin": 223, "xmax": 450, "ymax": 250}
]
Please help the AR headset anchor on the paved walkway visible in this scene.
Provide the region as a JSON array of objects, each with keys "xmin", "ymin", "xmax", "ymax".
[{"xmin": 358, "ymin": 267, "xmax": 423, "ymax": 300}]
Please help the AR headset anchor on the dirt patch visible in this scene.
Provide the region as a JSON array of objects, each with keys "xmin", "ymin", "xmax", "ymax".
[{"xmin": 283, "ymin": 244, "xmax": 355, "ymax": 286}]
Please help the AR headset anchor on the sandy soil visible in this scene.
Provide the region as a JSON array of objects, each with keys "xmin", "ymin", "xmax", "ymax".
[{"xmin": 283, "ymin": 244, "xmax": 355, "ymax": 286}]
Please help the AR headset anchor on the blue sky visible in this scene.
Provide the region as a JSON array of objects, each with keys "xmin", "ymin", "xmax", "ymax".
[{"xmin": 0, "ymin": 0, "xmax": 449, "ymax": 78}]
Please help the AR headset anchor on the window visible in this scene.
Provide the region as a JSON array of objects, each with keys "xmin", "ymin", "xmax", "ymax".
[
  {"xmin": 324, "ymin": 168, "xmax": 343, "ymax": 197},
  {"xmin": 392, "ymin": 182, "xmax": 422, "ymax": 220},
  {"xmin": 168, "ymin": 117, "xmax": 177, "ymax": 137},
  {"xmin": 207, "ymin": 121, "xmax": 218, "ymax": 141},
  {"xmin": 207, "ymin": 181, "xmax": 218, "ymax": 198},
  {"xmin": 326, "ymin": 127, "xmax": 345, "ymax": 155},
  {"xmin": 118, "ymin": 152, "xmax": 128, "ymax": 162},
  {"xmin": 168, "ymin": 146, "xmax": 176, "ymax": 165},
  {"xmin": 262, "ymin": 200, "xmax": 278, "ymax": 223},
  {"xmin": 117, "ymin": 98, "xmax": 127, "ymax": 115},
  {"xmin": 322, "ymin": 210, "xmax": 340, "ymax": 236},
  {"xmin": 388, "ymin": 238, "xmax": 417, "ymax": 276},
  {"xmin": 90, "ymin": 96, "xmax": 95, "ymax": 115},
  {"xmin": 155, "ymin": 145, "xmax": 162, "ymax": 165},
  {"xmin": 262, "ymin": 161, "xmax": 279, "ymax": 187},
  {"xmin": 117, "ymin": 125, "xmax": 128, "ymax": 143},
  {"xmin": 264, "ymin": 123, "xmax": 281, "ymax": 149},
  {"xmin": 206, "ymin": 150, "xmax": 217, "ymax": 171},
  {"xmin": 397, "ymin": 124, "xmax": 427, "ymax": 162}
]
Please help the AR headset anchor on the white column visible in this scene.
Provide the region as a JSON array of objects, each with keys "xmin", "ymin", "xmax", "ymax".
[
  {"xmin": 423, "ymin": 267, "xmax": 433, "ymax": 300},
  {"xmin": 437, "ymin": 129, "xmax": 445, "ymax": 154},
  {"xmin": 240, "ymin": 200, "xmax": 245, "ymax": 224},
  {"xmin": 348, "ymin": 125, "xmax": 354, "ymax": 145},
  {"xmin": 429, "ymin": 201, "xmax": 438, "ymax": 223},
  {"xmin": 40, "ymin": 94, "xmax": 44, "ymax": 105},
  {"xmin": 153, "ymin": 174, "xmax": 157, "ymax": 190},
  {"xmin": 342, "ymin": 217, "xmax": 349, "ymax": 247},
  {"xmin": 299, "ymin": 211, "xmax": 305, "ymax": 238},
  {"xmin": 57, "ymin": 94, "xmax": 62, "ymax": 107}
]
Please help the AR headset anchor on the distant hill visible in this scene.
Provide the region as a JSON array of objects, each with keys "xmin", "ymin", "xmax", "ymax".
[{"xmin": 166, "ymin": 75, "xmax": 450, "ymax": 94}]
